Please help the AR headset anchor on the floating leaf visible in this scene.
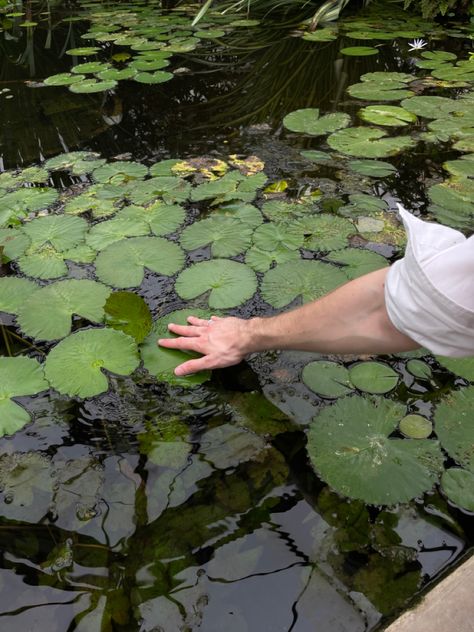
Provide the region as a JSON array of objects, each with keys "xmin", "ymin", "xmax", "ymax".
[
  {"xmin": 340, "ymin": 46, "xmax": 378, "ymax": 56},
  {"xmin": 283, "ymin": 108, "xmax": 351, "ymax": 136},
  {"xmin": 64, "ymin": 194, "xmax": 117, "ymax": 218},
  {"xmin": 69, "ymin": 79, "xmax": 117, "ymax": 93},
  {"xmin": 348, "ymin": 72, "xmax": 414, "ymax": 101},
  {"xmin": 349, "ymin": 361, "xmax": 399, "ymax": 394},
  {"xmin": 400, "ymin": 95, "xmax": 461, "ymax": 119},
  {"xmin": 0, "ymin": 187, "xmax": 58, "ymax": 220},
  {"xmin": 441, "ymin": 468, "xmax": 474, "ymax": 511},
  {"xmin": 86, "ymin": 216, "xmax": 150, "ymax": 250},
  {"xmin": 347, "ymin": 160, "xmax": 396, "ymax": 178},
  {"xmin": 45, "ymin": 328, "xmax": 139, "ymax": 398},
  {"xmin": 428, "ymin": 179, "xmax": 474, "ymax": 230},
  {"xmin": 252, "ymin": 222, "xmax": 303, "ymax": 251},
  {"xmin": 128, "ymin": 176, "xmax": 190, "ymax": 205},
  {"xmin": 22, "ymin": 215, "xmax": 87, "ymax": 252},
  {"xmin": 213, "ymin": 202, "xmax": 263, "ymax": 228},
  {"xmin": 0, "ymin": 357, "xmax": 48, "ymax": 436},
  {"xmin": 406, "ymin": 359, "xmax": 432, "ymax": 380},
  {"xmin": 245, "ymin": 244, "xmax": 300, "ymax": 273},
  {"xmin": 95, "ymin": 236, "xmax": 185, "ymax": 288},
  {"xmin": 44, "ymin": 151, "xmax": 100, "ymax": 172},
  {"xmin": 97, "ymin": 67, "xmax": 137, "ymax": 81},
  {"xmin": 93, "ymin": 161, "xmax": 148, "ymax": 184},
  {"xmin": 117, "ymin": 202, "xmax": 186, "ymax": 236},
  {"xmin": 104, "ymin": 291, "xmax": 152, "ymax": 343},
  {"xmin": 129, "ymin": 57, "xmax": 170, "ymax": 71},
  {"xmin": 175, "ymin": 259, "xmax": 257, "ymax": 308},
  {"xmin": 44, "ymin": 72, "xmax": 86, "ymax": 86},
  {"xmin": 307, "ymin": 396, "xmax": 444, "ymax": 505},
  {"xmin": 302, "ymin": 27, "xmax": 337, "ymax": 41},
  {"xmin": 435, "ymin": 387, "xmax": 474, "ymax": 470},
  {"xmin": 326, "ymin": 248, "xmax": 387, "ymax": 279},
  {"xmin": 71, "ymin": 61, "xmax": 111, "ymax": 74},
  {"xmin": 141, "ymin": 308, "xmax": 212, "ymax": 387},
  {"xmin": 358, "ymin": 105, "xmax": 417, "ymax": 127},
  {"xmin": 261, "ymin": 260, "xmax": 346, "ymax": 308},
  {"xmin": 133, "ymin": 71, "xmax": 173, "ymax": 84},
  {"xmin": 302, "ymin": 361, "xmax": 352, "ymax": 398},
  {"xmin": 66, "ymin": 46, "xmax": 101, "ymax": 55},
  {"xmin": 290, "ymin": 214, "xmax": 354, "ymax": 251},
  {"xmin": 443, "ymin": 157, "xmax": 474, "ymax": 179},
  {"xmin": 328, "ymin": 127, "xmax": 415, "ymax": 158},
  {"xmin": 17, "ymin": 245, "xmax": 68, "ymax": 279},
  {"xmin": 399, "ymin": 415, "xmax": 432, "ymax": 439},
  {"xmin": 0, "ymin": 277, "xmax": 39, "ymax": 314},
  {"xmin": 16, "ymin": 280, "xmax": 111, "ymax": 341},
  {"xmin": 435, "ymin": 356, "xmax": 474, "ymax": 382},
  {"xmin": 180, "ymin": 216, "xmax": 253, "ymax": 257},
  {"xmin": 338, "ymin": 193, "xmax": 388, "ymax": 217}
]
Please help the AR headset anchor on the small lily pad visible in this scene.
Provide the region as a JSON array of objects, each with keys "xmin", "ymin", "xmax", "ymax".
[
  {"xmin": 347, "ymin": 160, "xmax": 397, "ymax": 178},
  {"xmin": 69, "ymin": 79, "xmax": 118, "ymax": 93},
  {"xmin": 326, "ymin": 248, "xmax": 387, "ymax": 279},
  {"xmin": 44, "ymin": 73, "xmax": 87, "ymax": 86},
  {"xmin": 66, "ymin": 47, "xmax": 101, "ymax": 55},
  {"xmin": 302, "ymin": 361, "xmax": 352, "ymax": 398},
  {"xmin": 133, "ymin": 71, "xmax": 173, "ymax": 84},
  {"xmin": 175, "ymin": 259, "xmax": 257, "ymax": 309},
  {"xmin": 358, "ymin": 105, "xmax": 417, "ymax": 127},
  {"xmin": 340, "ymin": 46, "xmax": 379, "ymax": 56},
  {"xmin": 406, "ymin": 359, "xmax": 432, "ymax": 380},
  {"xmin": 45, "ymin": 328, "xmax": 140, "ymax": 398},
  {"xmin": 328, "ymin": 127, "xmax": 415, "ymax": 158},
  {"xmin": 348, "ymin": 361, "xmax": 399, "ymax": 394},
  {"xmin": 141, "ymin": 308, "xmax": 212, "ymax": 387},
  {"xmin": 71, "ymin": 61, "xmax": 111, "ymax": 74},
  {"xmin": 399, "ymin": 415, "xmax": 432, "ymax": 439},
  {"xmin": 283, "ymin": 108, "xmax": 351, "ymax": 136}
]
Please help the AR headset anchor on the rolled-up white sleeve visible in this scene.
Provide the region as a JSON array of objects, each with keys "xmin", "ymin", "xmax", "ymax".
[{"xmin": 384, "ymin": 205, "xmax": 474, "ymax": 357}]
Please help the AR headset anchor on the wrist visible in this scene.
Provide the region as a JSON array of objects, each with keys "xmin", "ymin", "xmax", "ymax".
[{"xmin": 241, "ymin": 317, "xmax": 269, "ymax": 355}]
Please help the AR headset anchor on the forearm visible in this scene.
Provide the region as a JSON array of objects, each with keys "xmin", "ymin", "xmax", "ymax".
[{"xmin": 242, "ymin": 268, "xmax": 419, "ymax": 356}]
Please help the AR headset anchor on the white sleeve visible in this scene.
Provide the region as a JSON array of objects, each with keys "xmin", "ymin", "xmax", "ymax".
[{"xmin": 384, "ymin": 205, "xmax": 474, "ymax": 357}]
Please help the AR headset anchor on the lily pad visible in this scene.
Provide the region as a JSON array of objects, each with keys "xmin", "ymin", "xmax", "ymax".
[
  {"xmin": 86, "ymin": 216, "xmax": 150, "ymax": 250},
  {"xmin": 97, "ymin": 67, "xmax": 137, "ymax": 81},
  {"xmin": 327, "ymin": 127, "xmax": 415, "ymax": 158},
  {"xmin": 428, "ymin": 179, "xmax": 474, "ymax": 230},
  {"xmin": 399, "ymin": 415, "xmax": 432, "ymax": 439},
  {"xmin": 94, "ymin": 236, "xmax": 185, "ymax": 288},
  {"xmin": 245, "ymin": 244, "xmax": 300, "ymax": 273},
  {"xmin": 307, "ymin": 396, "xmax": 444, "ymax": 505},
  {"xmin": 71, "ymin": 61, "xmax": 111, "ymax": 74},
  {"xmin": 338, "ymin": 193, "xmax": 388, "ymax": 217},
  {"xmin": 302, "ymin": 361, "xmax": 352, "ymax": 398},
  {"xmin": 435, "ymin": 386, "xmax": 474, "ymax": 471},
  {"xmin": 175, "ymin": 259, "xmax": 257, "ymax": 309},
  {"xmin": 0, "ymin": 187, "xmax": 58, "ymax": 219},
  {"xmin": 22, "ymin": 215, "xmax": 87, "ymax": 252},
  {"xmin": 441, "ymin": 468, "xmax": 474, "ymax": 511},
  {"xmin": 283, "ymin": 109, "xmax": 351, "ymax": 136},
  {"xmin": 44, "ymin": 73, "xmax": 87, "ymax": 86},
  {"xmin": 252, "ymin": 222, "xmax": 304, "ymax": 251},
  {"xmin": 407, "ymin": 359, "xmax": 432, "ymax": 380},
  {"xmin": 141, "ymin": 308, "xmax": 212, "ymax": 387},
  {"xmin": 92, "ymin": 161, "xmax": 148, "ymax": 184},
  {"xmin": 326, "ymin": 248, "xmax": 388, "ymax": 279},
  {"xmin": 66, "ymin": 46, "xmax": 101, "ymax": 55},
  {"xmin": 358, "ymin": 105, "xmax": 417, "ymax": 127},
  {"xmin": 69, "ymin": 79, "xmax": 118, "ymax": 93},
  {"xmin": 347, "ymin": 160, "xmax": 397, "ymax": 178},
  {"xmin": 104, "ymin": 291, "xmax": 152, "ymax": 343},
  {"xmin": 44, "ymin": 151, "xmax": 100, "ymax": 172},
  {"xmin": 16, "ymin": 280, "xmax": 111, "ymax": 341},
  {"xmin": 44, "ymin": 328, "xmax": 139, "ymax": 398},
  {"xmin": 302, "ymin": 28, "xmax": 337, "ymax": 42},
  {"xmin": 213, "ymin": 202, "xmax": 263, "ymax": 228},
  {"xmin": 435, "ymin": 356, "xmax": 474, "ymax": 382},
  {"xmin": 340, "ymin": 46, "xmax": 379, "ymax": 56},
  {"xmin": 261, "ymin": 260, "xmax": 346, "ymax": 308},
  {"xmin": 180, "ymin": 216, "xmax": 253, "ymax": 257},
  {"xmin": 117, "ymin": 202, "xmax": 186, "ymax": 236},
  {"xmin": 348, "ymin": 361, "xmax": 399, "ymax": 394},
  {"xmin": 0, "ymin": 357, "xmax": 49, "ymax": 436},
  {"xmin": 400, "ymin": 95, "xmax": 461, "ymax": 119},
  {"xmin": 348, "ymin": 72, "xmax": 414, "ymax": 101},
  {"xmin": 290, "ymin": 214, "xmax": 354, "ymax": 251},
  {"xmin": 133, "ymin": 71, "xmax": 173, "ymax": 84},
  {"xmin": 0, "ymin": 277, "xmax": 39, "ymax": 314}
]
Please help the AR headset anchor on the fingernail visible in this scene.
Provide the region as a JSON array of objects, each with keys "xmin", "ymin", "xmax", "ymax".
[
  {"xmin": 167, "ymin": 323, "xmax": 174, "ymax": 328},
  {"xmin": 175, "ymin": 368, "xmax": 184, "ymax": 376}
]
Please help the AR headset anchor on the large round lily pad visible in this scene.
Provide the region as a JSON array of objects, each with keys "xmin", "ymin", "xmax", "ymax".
[
  {"xmin": 252, "ymin": 222, "xmax": 304, "ymax": 252},
  {"xmin": 94, "ymin": 236, "xmax": 185, "ymax": 288},
  {"xmin": 16, "ymin": 279, "xmax": 111, "ymax": 341},
  {"xmin": 327, "ymin": 127, "xmax": 415, "ymax": 158},
  {"xmin": 141, "ymin": 308, "xmax": 212, "ymax": 387},
  {"xmin": 348, "ymin": 361, "xmax": 399, "ymax": 394},
  {"xmin": 290, "ymin": 214, "xmax": 354, "ymax": 251},
  {"xmin": 86, "ymin": 216, "xmax": 150, "ymax": 250},
  {"xmin": 326, "ymin": 248, "xmax": 388, "ymax": 280},
  {"xmin": 0, "ymin": 357, "xmax": 49, "ymax": 436},
  {"xmin": 175, "ymin": 259, "xmax": 257, "ymax": 309},
  {"xmin": 283, "ymin": 109, "xmax": 351, "ymax": 136},
  {"xmin": 441, "ymin": 468, "xmax": 474, "ymax": 511},
  {"xmin": 22, "ymin": 215, "xmax": 88, "ymax": 252},
  {"xmin": 117, "ymin": 202, "xmax": 186, "ymax": 236},
  {"xmin": 261, "ymin": 260, "xmax": 346, "ymax": 308},
  {"xmin": 93, "ymin": 161, "xmax": 148, "ymax": 184},
  {"xmin": 0, "ymin": 277, "xmax": 39, "ymax": 314},
  {"xmin": 180, "ymin": 216, "xmax": 253, "ymax": 257},
  {"xmin": 307, "ymin": 396, "xmax": 444, "ymax": 505},
  {"xmin": 44, "ymin": 328, "xmax": 139, "ymax": 398},
  {"xmin": 302, "ymin": 361, "xmax": 352, "ymax": 398},
  {"xmin": 434, "ymin": 386, "xmax": 474, "ymax": 471}
]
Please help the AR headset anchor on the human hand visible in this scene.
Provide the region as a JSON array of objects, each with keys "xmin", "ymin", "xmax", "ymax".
[{"xmin": 158, "ymin": 315, "xmax": 256, "ymax": 376}]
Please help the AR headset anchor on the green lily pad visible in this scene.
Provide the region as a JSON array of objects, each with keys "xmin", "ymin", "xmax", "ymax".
[
  {"xmin": 290, "ymin": 214, "xmax": 354, "ymax": 251},
  {"xmin": 194, "ymin": 29, "xmax": 225, "ymax": 38},
  {"xmin": 128, "ymin": 176, "xmax": 191, "ymax": 206},
  {"xmin": 348, "ymin": 72, "xmax": 414, "ymax": 101},
  {"xmin": 252, "ymin": 222, "xmax": 304, "ymax": 251},
  {"xmin": 348, "ymin": 361, "xmax": 399, "ymax": 394},
  {"xmin": 300, "ymin": 150, "xmax": 331, "ymax": 163},
  {"xmin": 245, "ymin": 244, "xmax": 300, "ymax": 273},
  {"xmin": 340, "ymin": 46, "xmax": 379, "ymax": 56},
  {"xmin": 338, "ymin": 193, "xmax": 388, "ymax": 217},
  {"xmin": 421, "ymin": 50, "xmax": 457, "ymax": 62},
  {"xmin": 441, "ymin": 468, "xmax": 474, "ymax": 511},
  {"xmin": 443, "ymin": 157, "xmax": 474, "ymax": 179},
  {"xmin": 141, "ymin": 308, "xmax": 212, "ymax": 387},
  {"xmin": 93, "ymin": 161, "xmax": 148, "ymax": 184},
  {"xmin": 0, "ymin": 187, "xmax": 58, "ymax": 220},
  {"xmin": 326, "ymin": 248, "xmax": 388, "ymax": 279},
  {"xmin": 283, "ymin": 109, "xmax": 351, "ymax": 136},
  {"xmin": 69, "ymin": 78, "xmax": 118, "ymax": 93},
  {"xmin": 133, "ymin": 70, "xmax": 173, "ymax": 84},
  {"xmin": 86, "ymin": 216, "xmax": 150, "ymax": 250},
  {"xmin": 0, "ymin": 228, "xmax": 30, "ymax": 260},
  {"xmin": 0, "ymin": 357, "xmax": 49, "ymax": 436},
  {"xmin": 434, "ymin": 386, "xmax": 474, "ymax": 471},
  {"xmin": 104, "ymin": 291, "xmax": 152, "ymax": 343},
  {"xmin": 328, "ymin": 127, "xmax": 415, "ymax": 158},
  {"xmin": 175, "ymin": 259, "xmax": 257, "ymax": 309},
  {"xmin": 66, "ymin": 46, "xmax": 101, "ymax": 55},
  {"xmin": 71, "ymin": 61, "xmax": 111, "ymax": 74},
  {"xmin": 22, "ymin": 215, "xmax": 87, "ymax": 252},
  {"xmin": 44, "ymin": 151, "xmax": 100, "ymax": 172},
  {"xmin": 129, "ymin": 57, "xmax": 170, "ymax": 71},
  {"xmin": 0, "ymin": 277, "xmax": 39, "ymax": 314},
  {"xmin": 302, "ymin": 27, "xmax": 337, "ymax": 42},
  {"xmin": 435, "ymin": 356, "xmax": 474, "ymax": 382},
  {"xmin": 44, "ymin": 73, "xmax": 87, "ymax": 86},
  {"xmin": 400, "ymin": 95, "xmax": 461, "ymax": 119},
  {"xmin": 97, "ymin": 67, "xmax": 137, "ymax": 81},
  {"xmin": 302, "ymin": 361, "xmax": 353, "ymax": 398},
  {"xmin": 94, "ymin": 236, "xmax": 185, "ymax": 288},
  {"xmin": 64, "ymin": 194, "xmax": 117, "ymax": 218},
  {"xmin": 213, "ymin": 202, "xmax": 263, "ymax": 228},
  {"xmin": 347, "ymin": 160, "xmax": 397, "ymax": 178},
  {"xmin": 261, "ymin": 260, "xmax": 346, "ymax": 308},
  {"xmin": 307, "ymin": 396, "xmax": 444, "ymax": 505},
  {"xmin": 406, "ymin": 359, "xmax": 432, "ymax": 380},
  {"xmin": 358, "ymin": 105, "xmax": 417, "ymax": 127},
  {"xmin": 45, "ymin": 328, "xmax": 139, "ymax": 398},
  {"xmin": 117, "ymin": 202, "xmax": 186, "ymax": 236},
  {"xmin": 399, "ymin": 415, "xmax": 432, "ymax": 439},
  {"xmin": 190, "ymin": 171, "xmax": 244, "ymax": 202},
  {"xmin": 180, "ymin": 216, "xmax": 253, "ymax": 257},
  {"xmin": 16, "ymin": 279, "xmax": 111, "ymax": 341},
  {"xmin": 428, "ymin": 179, "xmax": 474, "ymax": 230}
]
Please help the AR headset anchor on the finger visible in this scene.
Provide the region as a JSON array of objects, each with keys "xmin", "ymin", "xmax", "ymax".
[
  {"xmin": 187, "ymin": 315, "xmax": 211, "ymax": 326},
  {"xmin": 158, "ymin": 337, "xmax": 202, "ymax": 352},
  {"xmin": 167, "ymin": 323, "xmax": 204, "ymax": 336},
  {"xmin": 175, "ymin": 356, "xmax": 213, "ymax": 376}
]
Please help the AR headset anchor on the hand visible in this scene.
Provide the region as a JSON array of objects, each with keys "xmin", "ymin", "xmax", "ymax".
[{"xmin": 158, "ymin": 315, "xmax": 255, "ymax": 376}]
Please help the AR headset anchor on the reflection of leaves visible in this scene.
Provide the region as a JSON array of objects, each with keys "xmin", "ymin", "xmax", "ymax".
[{"xmin": 200, "ymin": 423, "xmax": 266, "ymax": 469}]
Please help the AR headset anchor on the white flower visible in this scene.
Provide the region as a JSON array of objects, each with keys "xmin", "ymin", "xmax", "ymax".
[{"xmin": 408, "ymin": 38, "xmax": 427, "ymax": 52}]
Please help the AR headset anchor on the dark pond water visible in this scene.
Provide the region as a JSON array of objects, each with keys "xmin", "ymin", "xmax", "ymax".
[{"xmin": 0, "ymin": 1, "xmax": 473, "ymax": 631}]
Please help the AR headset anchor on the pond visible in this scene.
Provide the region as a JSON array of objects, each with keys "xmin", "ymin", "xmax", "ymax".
[{"xmin": 0, "ymin": 1, "xmax": 473, "ymax": 630}]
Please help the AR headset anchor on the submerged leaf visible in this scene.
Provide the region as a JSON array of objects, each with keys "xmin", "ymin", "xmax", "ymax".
[
  {"xmin": 307, "ymin": 396, "xmax": 444, "ymax": 505},
  {"xmin": 104, "ymin": 291, "xmax": 152, "ymax": 343}
]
